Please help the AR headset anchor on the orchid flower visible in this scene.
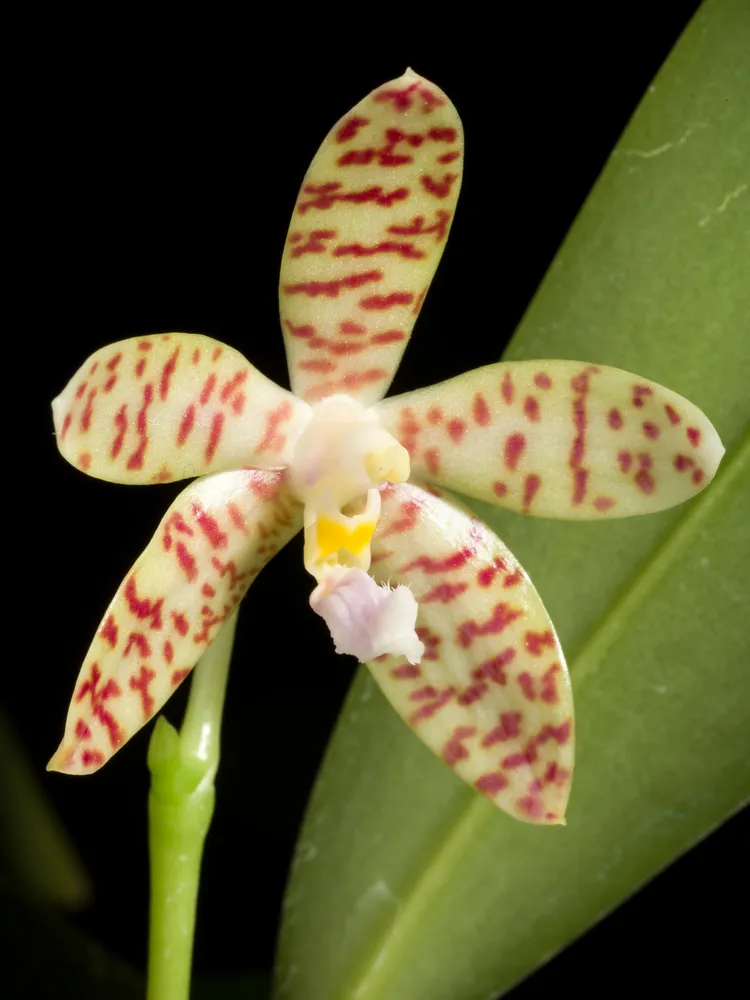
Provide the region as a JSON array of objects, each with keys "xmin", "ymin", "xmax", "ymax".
[{"xmin": 48, "ymin": 69, "xmax": 723, "ymax": 827}]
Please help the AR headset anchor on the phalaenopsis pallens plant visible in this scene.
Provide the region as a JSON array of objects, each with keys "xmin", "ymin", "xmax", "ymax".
[{"xmin": 49, "ymin": 69, "xmax": 723, "ymax": 826}]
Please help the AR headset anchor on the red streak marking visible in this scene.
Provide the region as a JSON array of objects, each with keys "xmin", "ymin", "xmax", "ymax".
[
  {"xmin": 89, "ymin": 361, "xmax": 99, "ymax": 374},
  {"xmin": 205, "ymin": 412, "xmax": 224, "ymax": 462},
  {"xmin": 129, "ymin": 665, "xmax": 156, "ymax": 718},
  {"xmin": 504, "ymin": 433, "xmax": 525, "ymax": 470},
  {"xmin": 517, "ymin": 795, "xmax": 544, "ymax": 820},
  {"xmin": 212, "ymin": 347, "xmax": 223, "ymax": 362},
  {"xmin": 359, "ymin": 291, "xmax": 414, "ymax": 310},
  {"xmin": 397, "ymin": 407, "xmax": 420, "ymax": 456},
  {"xmin": 415, "ymin": 626, "xmax": 441, "ymax": 661},
  {"xmin": 540, "ymin": 663, "xmax": 561, "ymax": 703},
  {"xmin": 300, "ymin": 358, "xmax": 336, "ymax": 373},
  {"xmin": 371, "ymin": 330, "xmax": 405, "ymax": 345},
  {"xmin": 80, "ymin": 388, "xmax": 97, "ymax": 431},
  {"xmin": 163, "ymin": 641, "xmax": 174, "ymax": 664},
  {"xmin": 159, "ymin": 346, "xmax": 180, "ymax": 400},
  {"xmin": 336, "ymin": 116, "xmax": 369, "ymax": 142},
  {"xmin": 665, "ymin": 404, "xmax": 681, "ymax": 425},
  {"xmin": 410, "ymin": 686, "xmax": 439, "ymax": 703},
  {"xmin": 442, "ymin": 726, "xmax": 476, "ymax": 766},
  {"xmin": 438, "ymin": 151, "xmax": 461, "ymax": 164},
  {"xmin": 632, "ymin": 385, "xmax": 653, "ymax": 408},
  {"xmin": 391, "ymin": 663, "xmax": 421, "ymax": 679},
  {"xmin": 457, "ymin": 682, "xmax": 488, "ymax": 705},
  {"xmin": 643, "ymin": 421, "xmax": 660, "ymax": 439},
  {"xmin": 171, "ymin": 669, "xmax": 190, "ymax": 686},
  {"xmin": 482, "ymin": 711, "xmax": 522, "ymax": 747},
  {"xmin": 524, "ymin": 630, "xmax": 555, "ymax": 656},
  {"xmin": 202, "ymin": 583, "xmax": 216, "ymax": 597},
  {"xmin": 692, "ymin": 468, "xmax": 705, "ymax": 485},
  {"xmin": 135, "ymin": 358, "xmax": 146, "ymax": 377},
  {"xmin": 126, "ymin": 383, "xmax": 154, "ymax": 470},
  {"xmin": 258, "ymin": 400, "xmax": 294, "ymax": 454},
  {"xmin": 290, "ymin": 229, "xmax": 336, "ymax": 257},
  {"xmin": 75, "ymin": 719, "xmax": 91, "ymax": 740},
  {"xmin": 99, "ymin": 615, "xmax": 118, "ymax": 648},
  {"xmin": 340, "ymin": 320, "xmax": 366, "ymax": 335},
  {"xmin": 232, "ymin": 394, "xmax": 245, "ymax": 415},
  {"xmin": 227, "ymin": 502, "xmax": 248, "ymax": 535},
  {"xmin": 138, "ymin": 341, "xmax": 152, "ymax": 351},
  {"xmin": 518, "ymin": 672, "xmax": 535, "ymax": 700},
  {"xmin": 106, "ymin": 352, "xmax": 122, "ymax": 371},
  {"xmin": 124, "ymin": 632, "xmax": 151, "ymax": 657},
  {"xmin": 447, "ymin": 418, "xmax": 466, "ymax": 442},
  {"xmin": 192, "ymin": 503, "xmax": 228, "ymax": 548},
  {"xmin": 175, "ymin": 541, "xmax": 197, "ymax": 581},
  {"xmin": 608, "ymin": 408, "xmax": 623, "ymax": 429},
  {"xmin": 163, "ymin": 511, "xmax": 194, "ymax": 551},
  {"xmin": 427, "ymin": 127, "xmax": 456, "ymax": 141},
  {"xmin": 686, "ymin": 426, "xmax": 701, "ymax": 447},
  {"xmin": 473, "ymin": 393, "xmax": 491, "ymax": 426},
  {"xmin": 408, "ymin": 686, "xmax": 455, "ymax": 725},
  {"xmin": 424, "ymin": 447, "xmax": 441, "ymax": 476},
  {"xmin": 402, "ymin": 547, "xmax": 473, "ymax": 574},
  {"xmin": 457, "ymin": 603, "xmax": 523, "ymax": 648},
  {"xmin": 124, "ymin": 576, "xmax": 163, "ymax": 629},
  {"xmin": 192, "ymin": 348, "xmax": 201, "ymax": 365},
  {"xmin": 82, "ymin": 749, "xmax": 105, "ymax": 767},
  {"xmin": 523, "ymin": 396, "xmax": 540, "ymax": 422},
  {"xmin": 110, "ymin": 404, "xmax": 127, "ymax": 459},
  {"xmin": 334, "ymin": 240, "xmax": 424, "ymax": 260},
  {"xmin": 522, "ymin": 474, "xmax": 541, "ymax": 511},
  {"xmin": 502, "ymin": 751, "xmax": 535, "ymax": 769},
  {"xmin": 501, "ymin": 371, "xmax": 514, "ymax": 404},
  {"xmin": 103, "ymin": 376, "xmax": 117, "ymax": 393},
  {"xmin": 534, "ymin": 720, "xmax": 572, "ymax": 746},
  {"xmin": 475, "ymin": 772, "xmax": 508, "ymax": 795},
  {"xmin": 152, "ymin": 467, "xmax": 172, "ymax": 483},
  {"xmin": 284, "ymin": 269, "xmax": 382, "ymax": 299},
  {"xmin": 674, "ymin": 454, "xmax": 694, "ymax": 472},
  {"xmin": 177, "ymin": 404, "xmax": 195, "ymax": 446},
  {"xmin": 61, "ymin": 413, "xmax": 72, "ymax": 440},
  {"xmin": 477, "ymin": 556, "xmax": 508, "ymax": 588},
  {"xmin": 304, "ymin": 370, "xmax": 389, "ymax": 403},
  {"xmin": 638, "ymin": 453, "xmax": 653, "ymax": 470},
  {"xmin": 422, "ymin": 581, "xmax": 468, "ymax": 604},
  {"xmin": 493, "ymin": 481, "xmax": 508, "ymax": 498},
  {"xmin": 329, "ymin": 339, "xmax": 367, "ymax": 356},
  {"xmin": 75, "ymin": 381, "xmax": 88, "ymax": 400},
  {"xmin": 593, "ymin": 495, "xmax": 616, "ymax": 511},
  {"xmin": 199, "ymin": 373, "xmax": 217, "ymax": 405},
  {"xmin": 211, "ymin": 556, "xmax": 248, "ymax": 592},
  {"xmin": 373, "ymin": 83, "xmax": 419, "ymax": 110},
  {"xmin": 78, "ymin": 452, "xmax": 91, "ymax": 470},
  {"xmin": 618, "ymin": 450, "xmax": 632, "ymax": 473},
  {"xmin": 171, "ymin": 611, "xmax": 189, "ymax": 636},
  {"xmin": 421, "ymin": 173, "xmax": 458, "ymax": 198},
  {"xmin": 504, "ymin": 568, "xmax": 523, "ymax": 588},
  {"xmin": 388, "ymin": 209, "xmax": 451, "ymax": 243},
  {"xmin": 75, "ymin": 663, "xmax": 123, "ymax": 749},
  {"xmin": 573, "ymin": 467, "xmax": 588, "ymax": 505},
  {"xmin": 426, "ymin": 406, "xmax": 443, "ymax": 425},
  {"xmin": 220, "ymin": 370, "xmax": 249, "ymax": 404},
  {"xmin": 635, "ymin": 469, "xmax": 655, "ymax": 494},
  {"xmin": 298, "ymin": 182, "xmax": 409, "ymax": 214},
  {"xmin": 473, "ymin": 648, "xmax": 516, "ymax": 684},
  {"xmin": 534, "ymin": 372, "xmax": 552, "ymax": 390}
]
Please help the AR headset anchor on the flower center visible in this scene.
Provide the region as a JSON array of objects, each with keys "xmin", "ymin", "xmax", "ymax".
[{"xmin": 287, "ymin": 394, "xmax": 410, "ymax": 581}]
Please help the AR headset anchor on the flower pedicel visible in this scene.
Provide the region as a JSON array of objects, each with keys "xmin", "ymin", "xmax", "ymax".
[{"xmin": 49, "ymin": 70, "xmax": 723, "ymax": 825}]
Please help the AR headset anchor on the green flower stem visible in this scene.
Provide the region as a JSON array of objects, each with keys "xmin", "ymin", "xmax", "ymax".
[{"xmin": 146, "ymin": 610, "xmax": 238, "ymax": 1000}]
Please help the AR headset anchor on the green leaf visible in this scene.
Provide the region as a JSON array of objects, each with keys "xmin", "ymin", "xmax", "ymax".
[{"xmin": 276, "ymin": 4, "xmax": 749, "ymax": 999}]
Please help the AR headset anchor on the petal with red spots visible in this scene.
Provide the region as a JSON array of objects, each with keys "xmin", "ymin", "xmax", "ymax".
[
  {"xmin": 367, "ymin": 483, "xmax": 574, "ymax": 825},
  {"xmin": 48, "ymin": 470, "xmax": 301, "ymax": 774},
  {"xmin": 53, "ymin": 333, "xmax": 310, "ymax": 485},
  {"xmin": 376, "ymin": 361, "xmax": 724, "ymax": 519},
  {"xmin": 279, "ymin": 69, "xmax": 463, "ymax": 405}
]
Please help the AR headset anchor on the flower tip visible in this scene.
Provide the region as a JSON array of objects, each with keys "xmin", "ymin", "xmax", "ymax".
[{"xmin": 47, "ymin": 742, "xmax": 102, "ymax": 776}]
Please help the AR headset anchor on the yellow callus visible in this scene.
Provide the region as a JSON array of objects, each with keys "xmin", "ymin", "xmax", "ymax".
[{"xmin": 316, "ymin": 516, "xmax": 375, "ymax": 560}]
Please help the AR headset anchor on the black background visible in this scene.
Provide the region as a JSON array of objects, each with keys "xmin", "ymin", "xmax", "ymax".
[{"xmin": 8, "ymin": 4, "xmax": 747, "ymax": 997}]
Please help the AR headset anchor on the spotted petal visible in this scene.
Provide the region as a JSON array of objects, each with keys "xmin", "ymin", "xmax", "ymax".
[
  {"xmin": 279, "ymin": 69, "xmax": 463, "ymax": 405},
  {"xmin": 376, "ymin": 361, "xmax": 724, "ymax": 519},
  {"xmin": 367, "ymin": 483, "xmax": 574, "ymax": 824},
  {"xmin": 53, "ymin": 333, "xmax": 310, "ymax": 484},
  {"xmin": 48, "ymin": 469, "xmax": 301, "ymax": 774}
]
